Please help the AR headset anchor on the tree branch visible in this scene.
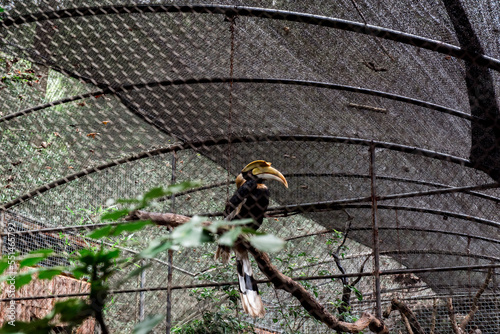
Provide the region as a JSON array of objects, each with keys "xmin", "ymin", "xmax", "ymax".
[
  {"xmin": 126, "ymin": 210, "xmax": 389, "ymax": 333},
  {"xmin": 430, "ymin": 298, "xmax": 437, "ymax": 334},
  {"xmin": 383, "ymin": 298, "xmax": 424, "ymax": 334},
  {"xmin": 459, "ymin": 268, "xmax": 493, "ymax": 330},
  {"xmin": 446, "ymin": 298, "xmax": 462, "ymax": 334},
  {"xmin": 401, "ymin": 313, "xmax": 414, "ymax": 334},
  {"xmin": 330, "ymin": 215, "xmax": 361, "ymax": 324},
  {"xmin": 445, "ymin": 268, "xmax": 493, "ymax": 333}
]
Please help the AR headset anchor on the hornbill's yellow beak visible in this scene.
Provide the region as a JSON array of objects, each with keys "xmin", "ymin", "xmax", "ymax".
[{"xmin": 242, "ymin": 160, "xmax": 288, "ymax": 188}]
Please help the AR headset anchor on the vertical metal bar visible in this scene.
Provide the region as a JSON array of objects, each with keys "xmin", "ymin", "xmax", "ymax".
[
  {"xmin": 166, "ymin": 151, "xmax": 176, "ymax": 334},
  {"xmin": 139, "ymin": 259, "xmax": 146, "ymax": 321},
  {"xmin": 493, "ymin": 270, "xmax": 499, "ymax": 333},
  {"xmin": 369, "ymin": 143, "xmax": 382, "ymax": 318},
  {"xmin": 0, "ymin": 211, "xmax": 4, "ymax": 257}
]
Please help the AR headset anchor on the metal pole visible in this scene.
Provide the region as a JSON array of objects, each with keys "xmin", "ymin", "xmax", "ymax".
[
  {"xmin": 369, "ymin": 143, "xmax": 382, "ymax": 318},
  {"xmin": 139, "ymin": 259, "xmax": 145, "ymax": 321},
  {"xmin": 166, "ymin": 152, "xmax": 176, "ymax": 334},
  {"xmin": 0, "ymin": 211, "xmax": 4, "ymax": 257}
]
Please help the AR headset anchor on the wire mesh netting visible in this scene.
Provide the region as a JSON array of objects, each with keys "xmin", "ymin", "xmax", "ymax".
[{"xmin": 1, "ymin": 0, "xmax": 500, "ymax": 333}]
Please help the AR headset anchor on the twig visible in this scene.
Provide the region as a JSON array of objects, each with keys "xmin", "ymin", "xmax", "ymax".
[
  {"xmin": 459, "ymin": 268, "xmax": 493, "ymax": 329},
  {"xmin": 332, "ymin": 222, "xmax": 351, "ymax": 286},
  {"xmin": 352, "ymin": 255, "xmax": 370, "ymax": 286},
  {"xmin": 273, "ymin": 289, "xmax": 293, "ymax": 333},
  {"xmin": 430, "ymin": 298, "xmax": 437, "ymax": 334},
  {"xmin": 383, "ymin": 298, "xmax": 424, "ymax": 334},
  {"xmin": 401, "ymin": 312, "xmax": 414, "ymax": 334},
  {"xmin": 331, "ymin": 217, "xmax": 357, "ymax": 322},
  {"xmin": 126, "ymin": 210, "xmax": 390, "ymax": 333},
  {"xmin": 245, "ymin": 240, "xmax": 387, "ymax": 333},
  {"xmin": 446, "ymin": 298, "xmax": 461, "ymax": 334},
  {"xmin": 446, "ymin": 268, "xmax": 493, "ymax": 333}
]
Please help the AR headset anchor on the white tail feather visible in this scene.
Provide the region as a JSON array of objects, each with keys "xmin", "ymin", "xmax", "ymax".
[
  {"xmin": 241, "ymin": 291, "xmax": 265, "ymax": 318},
  {"xmin": 235, "ymin": 248, "xmax": 265, "ymax": 317}
]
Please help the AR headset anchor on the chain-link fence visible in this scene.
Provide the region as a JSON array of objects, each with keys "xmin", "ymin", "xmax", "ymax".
[{"xmin": 1, "ymin": 1, "xmax": 500, "ymax": 333}]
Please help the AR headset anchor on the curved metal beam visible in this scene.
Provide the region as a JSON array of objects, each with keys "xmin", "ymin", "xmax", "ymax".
[
  {"xmin": 0, "ymin": 135, "xmax": 472, "ymax": 210},
  {"xmin": 5, "ymin": 221, "xmax": 498, "ymax": 247},
  {"xmin": 286, "ymin": 226, "xmax": 500, "ymax": 245},
  {"xmin": 275, "ymin": 202, "xmax": 500, "ymax": 230},
  {"xmin": 0, "ymin": 78, "xmax": 476, "ymax": 124},
  {"xmin": 265, "ymin": 182, "xmax": 500, "ymax": 215},
  {"xmin": 172, "ymin": 173, "xmax": 500, "ymax": 203},
  {"xmin": 352, "ymin": 226, "xmax": 500, "ymax": 245},
  {"xmin": 1, "ymin": 264, "xmax": 498, "ymax": 303},
  {"xmin": 1, "ymin": 5, "xmax": 500, "ymax": 72},
  {"xmin": 293, "ymin": 249, "xmax": 500, "ymax": 272}
]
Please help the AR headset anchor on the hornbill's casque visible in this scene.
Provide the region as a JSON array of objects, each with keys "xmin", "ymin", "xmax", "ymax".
[{"xmin": 215, "ymin": 160, "xmax": 288, "ymax": 318}]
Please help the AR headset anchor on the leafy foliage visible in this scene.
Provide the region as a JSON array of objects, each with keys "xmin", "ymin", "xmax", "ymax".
[
  {"xmin": 172, "ymin": 311, "xmax": 256, "ymax": 334},
  {"xmin": 1, "ymin": 70, "xmax": 38, "ymax": 86},
  {"xmin": 0, "ymin": 182, "xmax": 200, "ymax": 333},
  {"xmin": 0, "ymin": 182, "xmax": 287, "ymax": 333},
  {"xmin": 173, "ymin": 285, "xmax": 256, "ymax": 334}
]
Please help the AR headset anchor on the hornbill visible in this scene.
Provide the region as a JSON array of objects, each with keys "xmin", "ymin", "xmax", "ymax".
[{"xmin": 215, "ymin": 160, "xmax": 288, "ymax": 318}]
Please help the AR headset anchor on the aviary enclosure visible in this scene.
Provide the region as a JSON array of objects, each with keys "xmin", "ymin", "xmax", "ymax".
[{"xmin": 1, "ymin": 1, "xmax": 500, "ymax": 333}]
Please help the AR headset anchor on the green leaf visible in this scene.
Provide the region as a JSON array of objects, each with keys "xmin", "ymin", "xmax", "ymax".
[
  {"xmin": 111, "ymin": 221, "xmax": 152, "ymax": 237},
  {"xmin": 206, "ymin": 218, "xmax": 253, "ymax": 234},
  {"xmin": 142, "ymin": 187, "xmax": 166, "ymax": 202},
  {"xmin": 98, "ymin": 249, "xmax": 121, "ymax": 262},
  {"xmin": 29, "ymin": 249, "xmax": 54, "ymax": 256},
  {"xmin": 72, "ymin": 267, "xmax": 88, "ymax": 279},
  {"xmin": 249, "ymin": 234, "xmax": 286, "ymax": 253},
  {"xmin": 100, "ymin": 208, "xmax": 131, "ymax": 221},
  {"xmin": 0, "ymin": 260, "xmax": 10, "ymax": 275},
  {"xmin": 218, "ymin": 227, "xmax": 242, "ymax": 246},
  {"xmin": 177, "ymin": 227, "xmax": 213, "ymax": 247},
  {"xmin": 19, "ymin": 256, "xmax": 46, "ymax": 268},
  {"xmin": 170, "ymin": 221, "xmax": 195, "ymax": 240},
  {"xmin": 166, "ymin": 180, "xmax": 202, "ymax": 195},
  {"xmin": 15, "ymin": 273, "xmax": 33, "ymax": 289},
  {"xmin": 38, "ymin": 269, "xmax": 63, "ymax": 280},
  {"xmin": 51, "ymin": 298, "xmax": 89, "ymax": 323},
  {"xmin": 139, "ymin": 239, "xmax": 172, "ymax": 259},
  {"xmin": 86, "ymin": 225, "xmax": 113, "ymax": 239},
  {"xmin": 132, "ymin": 314, "xmax": 163, "ymax": 334},
  {"xmin": 0, "ymin": 320, "xmax": 52, "ymax": 333},
  {"xmin": 240, "ymin": 227, "xmax": 265, "ymax": 235},
  {"xmin": 351, "ymin": 286, "xmax": 363, "ymax": 301},
  {"xmin": 78, "ymin": 248, "xmax": 94, "ymax": 257},
  {"xmin": 171, "ymin": 216, "xmax": 214, "ymax": 247}
]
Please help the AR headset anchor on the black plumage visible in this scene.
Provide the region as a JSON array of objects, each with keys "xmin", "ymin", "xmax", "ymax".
[
  {"xmin": 224, "ymin": 178, "xmax": 270, "ymax": 230},
  {"xmin": 215, "ymin": 160, "xmax": 288, "ymax": 318}
]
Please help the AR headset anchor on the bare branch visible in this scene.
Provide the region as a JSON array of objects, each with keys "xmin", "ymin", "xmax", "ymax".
[
  {"xmin": 445, "ymin": 269, "xmax": 493, "ymax": 333},
  {"xmin": 401, "ymin": 313, "xmax": 414, "ymax": 334},
  {"xmin": 126, "ymin": 210, "xmax": 194, "ymax": 227},
  {"xmin": 336, "ymin": 211, "xmax": 353, "ymax": 253},
  {"xmin": 446, "ymin": 298, "xmax": 462, "ymax": 334},
  {"xmin": 459, "ymin": 268, "xmax": 493, "ymax": 330},
  {"xmin": 331, "ymin": 214, "xmax": 359, "ymax": 320},
  {"xmin": 351, "ymin": 254, "xmax": 370, "ymax": 286},
  {"xmin": 430, "ymin": 298, "xmax": 438, "ymax": 334},
  {"xmin": 383, "ymin": 298, "xmax": 424, "ymax": 334},
  {"xmin": 126, "ymin": 210, "xmax": 390, "ymax": 333}
]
